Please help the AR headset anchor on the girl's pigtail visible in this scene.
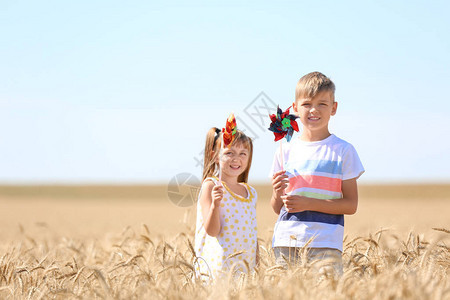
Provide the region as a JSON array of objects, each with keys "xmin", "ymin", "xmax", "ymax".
[
  {"xmin": 235, "ymin": 132, "xmax": 253, "ymax": 183},
  {"xmin": 202, "ymin": 127, "xmax": 221, "ymax": 181}
]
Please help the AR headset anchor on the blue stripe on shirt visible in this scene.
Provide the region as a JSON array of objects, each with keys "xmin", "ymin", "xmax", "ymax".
[
  {"xmin": 286, "ymin": 160, "xmax": 343, "ymax": 175},
  {"xmin": 279, "ymin": 210, "xmax": 344, "ymax": 226}
]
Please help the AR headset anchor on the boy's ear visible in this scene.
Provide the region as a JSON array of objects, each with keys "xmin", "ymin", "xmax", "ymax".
[
  {"xmin": 331, "ymin": 101, "xmax": 338, "ymax": 116},
  {"xmin": 292, "ymin": 101, "xmax": 298, "ymax": 113}
]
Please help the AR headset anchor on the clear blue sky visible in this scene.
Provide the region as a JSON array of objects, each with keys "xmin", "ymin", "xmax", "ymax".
[{"xmin": 1, "ymin": 0, "xmax": 449, "ymax": 184}]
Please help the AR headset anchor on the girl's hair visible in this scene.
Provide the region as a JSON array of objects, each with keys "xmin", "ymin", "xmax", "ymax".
[{"xmin": 202, "ymin": 127, "xmax": 253, "ymax": 183}]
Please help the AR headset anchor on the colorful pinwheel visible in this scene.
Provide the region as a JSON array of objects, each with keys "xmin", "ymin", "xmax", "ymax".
[
  {"xmin": 222, "ymin": 113, "xmax": 237, "ymax": 148},
  {"xmin": 268, "ymin": 106, "xmax": 299, "ymax": 142},
  {"xmin": 218, "ymin": 113, "xmax": 237, "ymax": 184}
]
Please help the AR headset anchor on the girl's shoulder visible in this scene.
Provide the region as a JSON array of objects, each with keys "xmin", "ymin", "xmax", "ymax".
[
  {"xmin": 242, "ymin": 182, "xmax": 255, "ymax": 191},
  {"xmin": 202, "ymin": 176, "xmax": 218, "ymax": 186},
  {"xmin": 199, "ymin": 177, "xmax": 218, "ymax": 196},
  {"xmin": 241, "ymin": 182, "xmax": 257, "ymax": 200}
]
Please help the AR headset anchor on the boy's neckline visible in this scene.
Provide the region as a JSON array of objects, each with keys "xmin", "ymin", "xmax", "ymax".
[
  {"xmin": 297, "ymin": 133, "xmax": 335, "ymax": 144},
  {"xmin": 299, "ymin": 131, "xmax": 332, "ymax": 142}
]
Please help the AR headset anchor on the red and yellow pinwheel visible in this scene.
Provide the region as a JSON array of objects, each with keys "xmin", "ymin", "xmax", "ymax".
[{"xmin": 222, "ymin": 113, "xmax": 237, "ymax": 148}]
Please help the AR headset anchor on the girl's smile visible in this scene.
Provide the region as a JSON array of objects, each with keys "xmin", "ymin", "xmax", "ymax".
[{"xmin": 219, "ymin": 143, "xmax": 249, "ymax": 179}]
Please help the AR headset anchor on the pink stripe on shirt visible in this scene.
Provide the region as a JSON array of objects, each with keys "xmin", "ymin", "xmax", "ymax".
[{"xmin": 287, "ymin": 174, "xmax": 342, "ymax": 193}]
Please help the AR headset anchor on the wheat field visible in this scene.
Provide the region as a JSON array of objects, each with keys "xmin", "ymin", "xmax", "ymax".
[{"xmin": 0, "ymin": 184, "xmax": 449, "ymax": 299}]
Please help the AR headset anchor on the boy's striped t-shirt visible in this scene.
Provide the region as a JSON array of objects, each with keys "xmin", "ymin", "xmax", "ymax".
[{"xmin": 270, "ymin": 134, "xmax": 364, "ymax": 251}]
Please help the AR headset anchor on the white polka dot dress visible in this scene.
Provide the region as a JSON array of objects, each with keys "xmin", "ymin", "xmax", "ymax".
[{"xmin": 194, "ymin": 177, "xmax": 258, "ymax": 280}]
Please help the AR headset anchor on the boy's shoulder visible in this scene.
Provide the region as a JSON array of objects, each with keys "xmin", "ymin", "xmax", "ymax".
[
  {"xmin": 325, "ymin": 135, "xmax": 359, "ymax": 155},
  {"xmin": 287, "ymin": 134, "xmax": 353, "ymax": 149},
  {"xmin": 327, "ymin": 134, "xmax": 353, "ymax": 147},
  {"xmin": 284, "ymin": 135, "xmax": 358, "ymax": 161}
]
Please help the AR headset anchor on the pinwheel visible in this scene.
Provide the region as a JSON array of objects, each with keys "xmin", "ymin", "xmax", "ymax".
[
  {"xmin": 268, "ymin": 106, "xmax": 299, "ymax": 142},
  {"xmin": 219, "ymin": 113, "xmax": 237, "ymax": 184},
  {"xmin": 268, "ymin": 105, "xmax": 299, "ymax": 170},
  {"xmin": 222, "ymin": 113, "xmax": 237, "ymax": 148}
]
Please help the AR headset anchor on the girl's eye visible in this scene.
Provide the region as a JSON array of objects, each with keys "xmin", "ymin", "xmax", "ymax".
[{"xmin": 240, "ymin": 153, "xmax": 247, "ymax": 156}]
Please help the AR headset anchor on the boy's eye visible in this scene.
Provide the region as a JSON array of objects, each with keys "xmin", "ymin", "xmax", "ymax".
[{"xmin": 302, "ymin": 103, "xmax": 311, "ymax": 107}]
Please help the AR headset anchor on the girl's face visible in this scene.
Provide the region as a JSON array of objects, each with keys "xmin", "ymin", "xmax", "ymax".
[{"xmin": 218, "ymin": 142, "xmax": 250, "ymax": 179}]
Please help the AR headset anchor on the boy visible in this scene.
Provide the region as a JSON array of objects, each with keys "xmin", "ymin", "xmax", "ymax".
[{"xmin": 270, "ymin": 71, "xmax": 364, "ymax": 275}]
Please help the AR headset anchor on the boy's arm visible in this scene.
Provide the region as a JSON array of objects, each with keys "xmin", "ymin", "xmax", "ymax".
[
  {"xmin": 270, "ymin": 170, "xmax": 288, "ymax": 214},
  {"xmin": 270, "ymin": 193, "xmax": 283, "ymax": 214},
  {"xmin": 282, "ymin": 178, "xmax": 358, "ymax": 215}
]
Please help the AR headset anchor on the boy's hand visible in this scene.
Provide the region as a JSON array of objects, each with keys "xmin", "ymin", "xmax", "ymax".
[
  {"xmin": 272, "ymin": 170, "xmax": 289, "ymax": 196},
  {"xmin": 211, "ymin": 184, "xmax": 224, "ymax": 207},
  {"xmin": 281, "ymin": 194, "xmax": 309, "ymax": 213}
]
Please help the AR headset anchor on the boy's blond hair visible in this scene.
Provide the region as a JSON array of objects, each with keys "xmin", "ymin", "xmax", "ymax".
[{"xmin": 295, "ymin": 71, "xmax": 336, "ymax": 102}]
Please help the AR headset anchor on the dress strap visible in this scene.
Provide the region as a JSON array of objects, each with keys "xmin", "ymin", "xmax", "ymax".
[
  {"xmin": 222, "ymin": 182, "xmax": 254, "ymax": 203},
  {"xmin": 204, "ymin": 177, "xmax": 218, "ymax": 185}
]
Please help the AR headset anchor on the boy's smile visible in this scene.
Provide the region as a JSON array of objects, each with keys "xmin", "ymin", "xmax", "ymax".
[{"xmin": 293, "ymin": 91, "xmax": 337, "ymax": 141}]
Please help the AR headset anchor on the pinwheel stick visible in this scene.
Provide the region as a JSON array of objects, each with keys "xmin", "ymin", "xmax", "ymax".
[
  {"xmin": 218, "ymin": 113, "xmax": 237, "ymax": 185},
  {"xmin": 268, "ymin": 105, "xmax": 300, "ymax": 173},
  {"xmin": 279, "ymin": 141, "xmax": 284, "ymax": 171},
  {"xmin": 218, "ymin": 135, "xmax": 224, "ymax": 185}
]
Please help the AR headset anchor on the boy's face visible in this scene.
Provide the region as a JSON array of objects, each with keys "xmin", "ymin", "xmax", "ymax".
[{"xmin": 292, "ymin": 91, "xmax": 337, "ymax": 134}]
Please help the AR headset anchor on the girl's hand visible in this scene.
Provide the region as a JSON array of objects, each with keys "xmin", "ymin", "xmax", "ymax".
[
  {"xmin": 211, "ymin": 184, "xmax": 224, "ymax": 208},
  {"xmin": 272, "ymin": 170, "xmax": 289, "ymax": 196}
]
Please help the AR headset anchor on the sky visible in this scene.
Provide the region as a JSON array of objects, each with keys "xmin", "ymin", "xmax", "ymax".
[{"xmin": 1, "ymin": 0, "xmax": 449, "ymax": 184}]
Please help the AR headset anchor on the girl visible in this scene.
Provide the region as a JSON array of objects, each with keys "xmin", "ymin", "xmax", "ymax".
[{"xmin": 194, "ymin": 127, "xmax": 258, "ymax": 280}]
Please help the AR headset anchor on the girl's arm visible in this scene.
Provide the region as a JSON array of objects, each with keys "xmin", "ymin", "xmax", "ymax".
[
  {"xmin": 199, "ymin": 180, "xmax": 224, "ymax": 237},
  {"xmin": 282, "ymin": 178, "xmax": 358, "ymax": 215}
]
